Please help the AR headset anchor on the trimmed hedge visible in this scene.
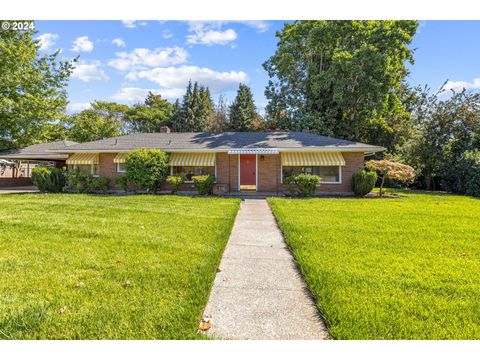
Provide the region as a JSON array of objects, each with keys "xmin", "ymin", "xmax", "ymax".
[
  {"xmin": 284, "ymin": 173, "xmax": 321, "ymax": 197},
  {"xmin": 124, "ymin": 149, "xmax": 169, "ymax": 193},
  {"xmin": 351, "ymin": 170, "xmax": 377, "ymax": 197},
  {"xmin": 192, "ymin": 174, "xmax": 215, "ymax": 195},
  {"xmin": 166, "ymin": 174, "xmax": 186, "ymax": 194}
]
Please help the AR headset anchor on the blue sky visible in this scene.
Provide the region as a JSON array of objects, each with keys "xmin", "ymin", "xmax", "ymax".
[{"xmin": 34, "ymin": 20, "xmax": 480, "ymax": 114}]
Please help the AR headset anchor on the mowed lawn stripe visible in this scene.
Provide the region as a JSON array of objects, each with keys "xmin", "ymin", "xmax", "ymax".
[
  {"xmin": 0, "ymin": 194, "xmax": 240, "ymax": 339},
  {"xmin": 268, "ymin": 191, "xmax": 480, "ymax": 339}
]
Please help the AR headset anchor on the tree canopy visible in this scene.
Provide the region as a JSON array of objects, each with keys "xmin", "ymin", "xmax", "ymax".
[
  {"xmin": 0, "ymin": 22, "xmax": 75, "ymax": 150},
  {"xmin": 263, "ymin": 20, "xmax": 418, "ymax": 150},
  {"xmin": 229, "ymin": 83, "xmax": 257, "ymax": 131}
]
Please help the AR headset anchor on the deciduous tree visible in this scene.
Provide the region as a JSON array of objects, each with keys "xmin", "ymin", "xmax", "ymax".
[
  {"xmin": 263, "ymin": 20, "xmax": 418, "ymax": 149},
  {"xmin": 0, "ymin": 21, "xmax": 75, "ymax": 150}
]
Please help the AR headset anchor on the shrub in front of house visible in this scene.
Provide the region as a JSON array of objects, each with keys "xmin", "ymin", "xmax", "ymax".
[
  {"xmin": 166, "ymin": 174, "xmax": 186, "ymax": 194},
  {"xmin": 114, "ymin": 175, "xmax": 129, "ymax": 193},
  {"xmin": 284, "ymin": 174, "xmax": 321, "ymax": 197},
  {"xmin": 66, "ymin": 168, "xmax": 110, "ymax": 194},
  {"xmin": 192, "ymin": 174, "xmax": 215, "ymax": 195},
  {"xmin": 124, "ymin": 149, "xmax": 169, "ymax": 193},
  {"xmin": 351, "ymin": 170, "xmax": 377, "ymax": 197},
  {"xmin": 32, "ymin": 167, "xmax": 66, "ymax": 193}
]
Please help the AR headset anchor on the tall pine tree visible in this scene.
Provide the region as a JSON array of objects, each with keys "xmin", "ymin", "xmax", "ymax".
[
  {"xmin": 171, "ymin": 81, "xmax": 214, "ymax": 132},
  {"xmin": 229, "ymin": 84, "xmax": 257, "ymax": 131}
]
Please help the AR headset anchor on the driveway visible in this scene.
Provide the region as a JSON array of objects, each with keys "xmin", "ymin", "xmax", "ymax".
[{"xmin": 0, "ymin": 186, "xmax": 39, "ymax": 194}]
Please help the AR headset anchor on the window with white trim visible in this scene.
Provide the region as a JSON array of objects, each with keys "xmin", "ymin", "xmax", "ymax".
[
  {"xmin": 116, "ymin": 163, "xmax": 125, "ymax": 173},
  {"xmin": 282, "ymin": 166, "xmax": 341, "ymax": 184},
  {"xmin": 171, "ymin": 166, "xmax": 215, "ymax": 181}
]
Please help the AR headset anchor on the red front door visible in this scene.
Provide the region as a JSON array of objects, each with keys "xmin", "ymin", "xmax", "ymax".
[{"xmin": 240, "ymin": 154, "xmax": 256, "ymax": 187}]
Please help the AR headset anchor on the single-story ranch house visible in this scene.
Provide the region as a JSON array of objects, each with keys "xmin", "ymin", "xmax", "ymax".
[{"xmin": 48, "ymin": 129, "xmax": 385, "ymax": 195}]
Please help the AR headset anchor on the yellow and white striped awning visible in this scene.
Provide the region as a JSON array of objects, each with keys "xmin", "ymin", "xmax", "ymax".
[
  {"xmin": 66, "ymin": 153, "xmax": 99, "ymax": 165},
  {"xmin": 281, "ymin": 152, "xmax": 345, "ymax": 166},
  {"xmin": 169, "ymin": 152, "xmax": 215, "ymax": 167},
  {"xmin": 113, "ymin": 153, "xmax": 129, "ymax": 164}
]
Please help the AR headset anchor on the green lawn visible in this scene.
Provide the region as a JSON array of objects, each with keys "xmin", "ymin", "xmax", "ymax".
[
  {"xmin": 268, "ymin": 190, "xmax": 480, "ymax": 339},
  {"xmin": 0, "ymin": 194, "xmax": 240, "ymax": 339}
]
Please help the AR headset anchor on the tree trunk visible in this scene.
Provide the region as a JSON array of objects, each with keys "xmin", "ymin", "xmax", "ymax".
[
  {"xmin": 379, "ymin": 177, "xmax": 385, "ymax": 197},
  {"xmin": 425, "ymin": 174, "xmax": 432, "ymax": 191}
]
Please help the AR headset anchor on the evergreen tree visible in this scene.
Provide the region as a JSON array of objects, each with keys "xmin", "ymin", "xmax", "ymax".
[
  {"xmin": 171, "ymin": 81, "xmax": 214, "ymax": 132},
  {"xmin": 198, "ymin": 86, "xmax": 214, "ymax": 131},
  {"xmin": 229, "ymin": 84, "xmax": 257, "ymax": 131}
]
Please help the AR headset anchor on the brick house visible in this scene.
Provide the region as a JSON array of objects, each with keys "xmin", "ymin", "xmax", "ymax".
[{"xmin": 50, "ymin": 129, "xmax": 384, "ymax": 195}]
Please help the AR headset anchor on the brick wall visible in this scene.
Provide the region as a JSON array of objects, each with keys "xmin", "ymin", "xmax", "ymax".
[
  {"xmin": 89, "ymin": 151, "xmax": 364, "ymax": 194},
  {"xmin": 256, "ymin": 152, "xmax": 365, "ymax": 194},
  {"xmin": 258, "ymin": 154, "xmax": 281, "ymax": 192},
  {"xmin": 215, "ymin": 152, "xmax": 238, "ymax": 192}
]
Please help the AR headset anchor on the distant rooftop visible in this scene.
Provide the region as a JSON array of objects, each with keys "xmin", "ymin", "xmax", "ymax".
[
  {"xmin": 51, "ymin": 132, "xmax": 385, "ymax": 153},
  {"xmin": 0, "ymin": 140, "xmax": 78, "ymax": 160}
]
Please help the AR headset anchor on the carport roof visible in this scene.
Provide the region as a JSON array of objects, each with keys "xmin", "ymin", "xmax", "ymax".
[{"xmin": 0, "ymin": 140, "xmax": 78, "ymax": 161}]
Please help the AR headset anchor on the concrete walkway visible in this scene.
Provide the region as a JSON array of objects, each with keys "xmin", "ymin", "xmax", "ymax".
[{"xmin": 203, "ymin": 199, "xmax": 329, "ymax": 340}]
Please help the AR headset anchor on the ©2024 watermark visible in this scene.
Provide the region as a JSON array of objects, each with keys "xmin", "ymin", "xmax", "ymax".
[{"xmin": 1, "ymin": 20, "xmax": 34, "ymax": 30}]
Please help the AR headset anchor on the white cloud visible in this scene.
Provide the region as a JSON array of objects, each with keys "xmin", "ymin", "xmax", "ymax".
[
  {"xmin": 186, "ymin": 21, "xmax": 237, "ymax": 46},
  {"xmin": 236, "ymin": 21, "xmax": 270, "ymax": 33},
  {"xmin": 67, "ymin": 102, "xmax": 91, "ymax": 113},
  {"xmin": 72, "ymin": 61, "xmax": 109, "ymax": 82},
  {"xmin": 122, "ymin": 20, "xmax": 136, "ymax": 28},
  {"xmin": 162, "ymin": 29, "xmax": 173, "ymax": 39},
  {"xmin": 112, "ymin": 38, "xmax": 126, "ymax": 47},
  {"xmin": 111, "ymin": 87, "xmax": 184, "ymax": 102},
  {"xmin": 108, "ymin": 46, "xmax": 188, "ymax": 71},
  {"xmin": 443, "ymin": 78, "xmax": 480, "ymax": 93},
  {"xmin": 71, "ymin": 36, "xmax": 94, "ymax": 52},
  {"xmin": 121, "ymin": 20, "xmax": 147, "ymax": 28},
  {"xmin": 187, "ymin": 28, "xmax": 237, "ymax": 46},
  {"xmin": 126, "ymin": 65, "xmax": 248, "ymax": 94},
  {"xmin": 36, "ymin": 33, "xmax": 59, "ymax": 51}
]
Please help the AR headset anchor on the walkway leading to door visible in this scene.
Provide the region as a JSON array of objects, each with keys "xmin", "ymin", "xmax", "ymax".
[{"xmin": 203, "ymin": 199, "xmax": 329, "ymax": 340}]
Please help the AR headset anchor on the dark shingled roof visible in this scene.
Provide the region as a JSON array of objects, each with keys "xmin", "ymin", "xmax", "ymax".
[
  {"xmin": 0, "ymin": 140, "xmax": 78, "ymax": 160},
  {"xmin": 52, "ymin": 132, "xmax": 385, "ymax": 153}
]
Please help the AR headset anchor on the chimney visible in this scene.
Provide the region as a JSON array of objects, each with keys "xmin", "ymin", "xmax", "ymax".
[{"xmin": 160, "ymin": 126, "xmax": 171, "ymax": 133}]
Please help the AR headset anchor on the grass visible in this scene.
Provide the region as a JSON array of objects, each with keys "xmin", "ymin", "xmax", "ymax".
[
  {"xmin": 268, "ymin": 189, "xmax": 480, "ymax": 339},
  {"xmin": 0, "ymin": 194, "xmax": 240, "ymax": 339}
]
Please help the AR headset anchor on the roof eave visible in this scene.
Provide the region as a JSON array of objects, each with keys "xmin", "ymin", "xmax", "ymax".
[{"xmin": 49, "ymin": 146, "xmax": 386, "ymax": 153}]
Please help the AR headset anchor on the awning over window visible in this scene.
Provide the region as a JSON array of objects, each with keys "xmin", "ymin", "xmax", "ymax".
[
  {"xmin": 169, "ymin": 152, "xmax": 215, "ymax": 167},
  {"xmin": 281, "ymin": 152, "xmax": 345, "ymax": 166},
  {"xmin": 113, "ymin": 153, "xmax": 128, "ymax": 164},
  {"xmin": 66, "ymin": 153, "xmax": 99, "ymax": 165},
  {"xmin": 228, "ymin": 148, "xmax": 279, "ymax": 155}
]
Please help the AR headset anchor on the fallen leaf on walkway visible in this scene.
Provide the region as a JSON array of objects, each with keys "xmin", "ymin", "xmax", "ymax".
[
  {"xmin": 198, "ymin": 317, "xmax": 212, "ymax": 331},
  {"xmin": 216, "ymin": 268, "xmax": 222, "ymax": 273}
]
